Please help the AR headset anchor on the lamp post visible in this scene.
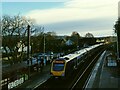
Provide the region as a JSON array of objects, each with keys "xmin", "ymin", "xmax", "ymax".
[{"xmin": 43, "ymin": 27, "xmax": 46, "ymax": 66}]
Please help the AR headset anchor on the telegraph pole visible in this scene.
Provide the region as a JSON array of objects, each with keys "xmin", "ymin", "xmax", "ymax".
[{"xmin": 27, "ymin": 25, "xmax": 30, "ymax": 78}]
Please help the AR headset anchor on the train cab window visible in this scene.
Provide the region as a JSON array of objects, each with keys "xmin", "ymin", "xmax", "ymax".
[
  {"xmin": 53, "ymin": 63, "xmax": 64, "ymax": 71},
  {"xmin": 64, "ymin": 57, "xmax": 69, "ymax": 60}
]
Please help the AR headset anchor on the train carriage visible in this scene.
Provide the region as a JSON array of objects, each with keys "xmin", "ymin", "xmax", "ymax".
[{"xmin": 50, "ymin": 43, "xmax": 103, "ymax": 78}]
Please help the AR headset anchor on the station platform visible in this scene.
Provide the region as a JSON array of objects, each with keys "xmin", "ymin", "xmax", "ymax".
[
  {"xmin": 13, "ymin": 63, "xmax": 51, "ymax": 90},
  {"xmin": 85, "ymin": 50, "xmax": 120, "ymax": 89}
]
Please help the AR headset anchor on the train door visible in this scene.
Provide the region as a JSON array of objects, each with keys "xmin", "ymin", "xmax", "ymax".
[{"xmin": 74, "ymin": 58, "xmax": 77, "ymax": 69}]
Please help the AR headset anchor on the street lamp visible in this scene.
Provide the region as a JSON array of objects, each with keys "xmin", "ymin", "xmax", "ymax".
[
  {"xmin": 43, "ymin": 27, "xmax": 46, "ymax": 66},
  {"xmin": 42, "ymin": 27, "xmax": 46, "ymax": 65}
]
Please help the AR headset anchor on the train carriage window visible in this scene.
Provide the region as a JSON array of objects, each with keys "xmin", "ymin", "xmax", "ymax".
[{"xmin": 53, "ymin": 63, "xmax": 64, "ymax": 71}]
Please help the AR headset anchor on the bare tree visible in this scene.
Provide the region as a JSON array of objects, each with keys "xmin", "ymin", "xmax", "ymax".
[
  {"xmin": 71, "ymin": 31, "xmax": 81, "ymax": 47},
  {"xmin": 71, "ymin": 31, "xmax": 81, "ymax": 38},
  {"xmin": 85, "ymin": 32, "xmax": 94, "ymax": 38},
  {"xmin": 30, "ymin": 26, "xmax": 44, "ymax": 53},
  {"xmin": 2, "ymin": 15, "xmax": 35, "ymax": 65},
  {"xmin": 114, "ymin": 18, "xmax": 120, "ymax": 34}
]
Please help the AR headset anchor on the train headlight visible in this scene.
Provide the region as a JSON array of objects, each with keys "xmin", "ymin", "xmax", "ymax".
[{"xmin": 61, "ymin": 73, "xmax": 65, "ymax": 76}]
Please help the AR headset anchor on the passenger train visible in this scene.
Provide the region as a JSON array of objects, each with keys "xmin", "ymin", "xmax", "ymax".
[{"xmin": 50, "ymin": 43, "xmax": 103, "ymax": 78}]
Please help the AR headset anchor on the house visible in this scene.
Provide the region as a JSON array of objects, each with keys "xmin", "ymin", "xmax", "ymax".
[{"xmin": 66, "ymin": 39, "xmax": 73, "ymax": 46}]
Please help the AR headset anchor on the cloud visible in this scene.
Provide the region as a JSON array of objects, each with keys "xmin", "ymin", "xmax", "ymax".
[
  {"xmin": 64, "ymin": 0, "xmax": 118, "ymax": 8},
  {"xmin": 43, "ymin": 18, "xmax": 115, "ymax": 36},
  {"xmin": 118, "ymin": 1, "xmax": 120, "ymax": 18},
  {"xmin": 2, "ymin": 0, "xmax": 67, "ymax": 2},
  {"xmin": 25, "ymin": 0, "xmax": 119, "ymax": 25},
  {"xmin": 24, "ymin": 0, "xmax": 119, "ymax": 36}
]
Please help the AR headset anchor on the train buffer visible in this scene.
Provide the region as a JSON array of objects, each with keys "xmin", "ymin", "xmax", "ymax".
[{"xmin": 85, "ymin": 50, "xmax": 120, "ymax": 89}]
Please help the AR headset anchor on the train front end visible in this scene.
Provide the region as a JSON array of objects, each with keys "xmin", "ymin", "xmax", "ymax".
[{"xmin": 51, "ymin": 58, "xmax": 66, "ymax": 77}]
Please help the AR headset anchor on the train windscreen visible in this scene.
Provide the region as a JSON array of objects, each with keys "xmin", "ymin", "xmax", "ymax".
[{"xmin": 53, "ymin": 60, "xmax": 65, "ymax": 71}]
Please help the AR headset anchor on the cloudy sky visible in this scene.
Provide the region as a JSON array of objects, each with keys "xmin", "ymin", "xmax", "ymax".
[{"xmin": 2, "ymin": 0, "xmax": 120, "ymax": 37}]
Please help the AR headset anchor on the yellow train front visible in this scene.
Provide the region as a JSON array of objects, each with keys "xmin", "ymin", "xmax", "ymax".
[
  {"xmin": 50, "ymin": 56, "xmax": 77, "ymax": 79},
  {"xmin": 51, "ymin": 58, "xmax": 66, "ymax": 78}
]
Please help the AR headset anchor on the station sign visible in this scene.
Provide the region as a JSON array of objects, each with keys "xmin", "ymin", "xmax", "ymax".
[
  {"xmin": 8, "ymin": 77, "xmax": 24, "ymax": 89},
  {"xmin": 8, "ymin": 74, "xmax": 28, "ymax": 89}
]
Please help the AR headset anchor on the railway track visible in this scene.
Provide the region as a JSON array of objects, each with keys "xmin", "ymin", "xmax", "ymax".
[
  {"xmin": 34, "ymin": 45, "xmax": 107, "ymax": 90},
  {"xmin": 70, "ymin": 48, "xmax": 104, "ymax": 89}
]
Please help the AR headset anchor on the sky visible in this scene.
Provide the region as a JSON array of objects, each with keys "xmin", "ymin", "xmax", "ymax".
[{"xmin": 1, "ymin": 0, "xmax": 120, "ymax": 37}]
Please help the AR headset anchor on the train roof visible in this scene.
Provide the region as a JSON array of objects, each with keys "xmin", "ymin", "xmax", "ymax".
[
  {"xmin": 58, "ymin": 43, "xmax": 103, "ymax": 63},
  {"xmin": 62, "ymin": 49, "xmax": 87, "ymax": 62}
]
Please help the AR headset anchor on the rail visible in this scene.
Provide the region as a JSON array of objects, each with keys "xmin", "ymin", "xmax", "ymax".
[{"xmin": 70, "ymin": 49, "xmax": 105, "ymax": 89}]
